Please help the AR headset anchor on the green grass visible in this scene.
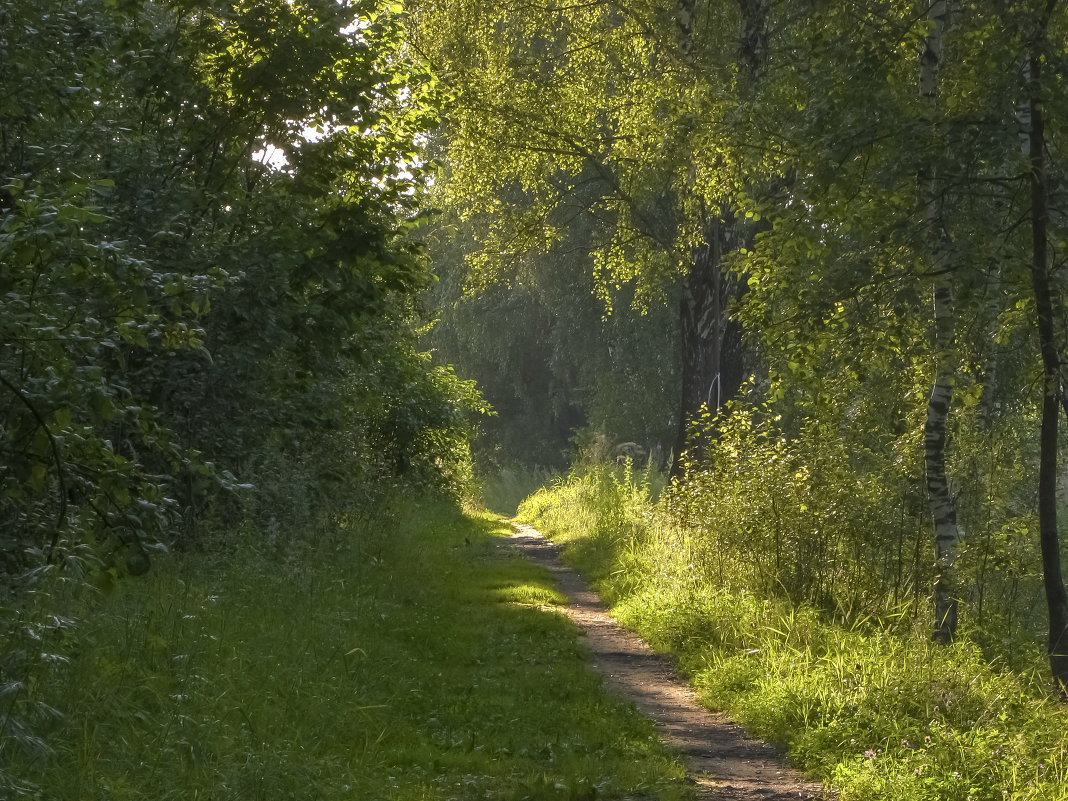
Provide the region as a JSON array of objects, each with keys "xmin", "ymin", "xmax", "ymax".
[
  {"xmin": 3, "ymin": 500, "xmax": 690, "ymax": 800},
  {"xmin": 518, "ymin": 467, "xmax": 1068, "ymax": 801},
  {"xmin": 478, "ymin": 465, "xmax": 559, "ymax": 517}
]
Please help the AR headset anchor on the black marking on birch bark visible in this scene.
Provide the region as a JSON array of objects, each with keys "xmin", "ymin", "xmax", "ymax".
[{"xmin": 920, "ymin": 0, "xmax": 960, "ymax": 645}]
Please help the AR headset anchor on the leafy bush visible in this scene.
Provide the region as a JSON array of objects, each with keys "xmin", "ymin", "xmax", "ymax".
[{"xmin": 0, "ymin": 0, "xmax": 483, "ymax": 565}]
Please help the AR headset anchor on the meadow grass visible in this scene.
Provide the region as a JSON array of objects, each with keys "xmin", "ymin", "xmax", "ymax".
[
  {"xmin": 3, "ymin": 499, "xmax": 690, "ymax": 800},
  {"xmin": 518, "ymin": 466, "xmax": 1068, "ymax": 801}
]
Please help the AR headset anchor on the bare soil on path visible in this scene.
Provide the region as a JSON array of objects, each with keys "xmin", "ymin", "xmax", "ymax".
[{"xmin": 508, "ymin": 521, "xmax": 829, "ymax": 801}]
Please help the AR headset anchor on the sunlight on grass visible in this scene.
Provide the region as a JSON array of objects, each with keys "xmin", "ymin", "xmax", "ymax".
[
  {"xmin": 496, "ymin": 582, "xmax": 569, "ymax": 607},
  {"xmin": 478, "ymin": 465, "xmax": 559, "ymax": 517},
  {"xmin": 5, "ymin": 500, "xmax": 690, "ymax": 801},
  {"xmin": 518, "ymin": 465, "xmax": 1068, "ymax": 801}
]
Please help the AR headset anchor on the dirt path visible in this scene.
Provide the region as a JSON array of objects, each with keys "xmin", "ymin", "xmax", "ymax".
[{"xmin": 508, "ymin": 522, "xmax": 827, "ymax": 801}]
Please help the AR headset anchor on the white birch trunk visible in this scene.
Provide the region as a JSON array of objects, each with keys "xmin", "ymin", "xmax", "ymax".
[{"xmin": 920, "ymin": 0, "xmax": 961, "ymax": 644}]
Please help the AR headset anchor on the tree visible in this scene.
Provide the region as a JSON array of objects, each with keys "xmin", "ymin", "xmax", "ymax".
[
  {"xmin": 919, "ymin": 0, "xmax": 963, "ymax": 644},
  {"xmin": 721, "ymin": 0, "xmax": 1044, "ymax": 638},
  {"xmin": 407, "ymin": 0, "xmax": 779, "ymax": 473},
  {"xmin": 1016, "ymin": 0, "xmax": 1068, "ymax": 691},
  {"xmin": 425, "ymin": 206, "xmax": 680, "ymax": 466},
  {"xmin": 0, "ymin": 0, "xmax": 477, "ymax": 583},
  {"xmin": 415, "ymin": 0, "xmax": 1068, "ymax": 675}
]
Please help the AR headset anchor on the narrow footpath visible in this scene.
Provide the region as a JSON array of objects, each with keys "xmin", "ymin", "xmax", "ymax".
[{"xmin": 508, "ymin": 522, "xmax": 828, "ymax": 801}]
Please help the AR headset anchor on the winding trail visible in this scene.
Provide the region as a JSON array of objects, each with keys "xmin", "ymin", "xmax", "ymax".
[{"xmin": 508, "ymin": 522, "xmax": 828, "ymax": 801}]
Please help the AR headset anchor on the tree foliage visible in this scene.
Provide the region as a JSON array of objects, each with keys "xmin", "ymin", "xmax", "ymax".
[
  {"xmin": 425, "ymin": 208, "xmax": 679, "ymax": 467},
  {"xmin": 413, "ymin": 0, "xmax": 1068, "ymax": 684},
  {"xmin": 0, "ymin": 0, "xmax": 480, "ymax": 583}
]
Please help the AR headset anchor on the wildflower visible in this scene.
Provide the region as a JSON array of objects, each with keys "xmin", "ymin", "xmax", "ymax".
[
  {"xmin": 901, "ymin": 739, "xmax": 910, "ymax": 748},
  {"xmin": 864, "ymin": 749, "xmax": 877, "ymax": 759}
]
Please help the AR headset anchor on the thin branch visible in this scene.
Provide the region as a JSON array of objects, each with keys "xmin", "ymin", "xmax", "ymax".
[{"xmin": 0, "ymin": 372, "xmax": 68, "ymax": 561}]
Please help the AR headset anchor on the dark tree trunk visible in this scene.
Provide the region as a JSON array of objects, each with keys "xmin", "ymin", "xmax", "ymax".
[
  {"xmin": 669, "ymin": 215, "xmax": 747, "ymax": 478},
  {"xmin": 1026, "ymin": 36, "xmax": 1068, "ymax": 692},
  {"xmin": 671, "ymin": 222, "xmax": 721, "ymax": 478},
  {"xmin": 667, "ymin": 0, "xmax": 766, "ymax": 479}
]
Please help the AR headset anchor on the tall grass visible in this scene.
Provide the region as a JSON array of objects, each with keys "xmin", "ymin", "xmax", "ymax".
[
  {"xmin": 2, "ymin": 499, "xmax": 690, "ymax": 800},
  {"xmin": 518, "ymin": 464, "xmax": 1068, "ymax": 801},
  {"xmin": 478, "ymin": 464, "xmax": 559, "ymax": 517}
]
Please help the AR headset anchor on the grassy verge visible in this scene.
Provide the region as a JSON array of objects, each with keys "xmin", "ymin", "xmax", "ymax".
[
  {"xmin": 3, "ymin": 500, "xmax": 689, "ymax": 800},
  {"xmin": 518, "ymin": 465, "xmax": 1068, "ymax": 801}
]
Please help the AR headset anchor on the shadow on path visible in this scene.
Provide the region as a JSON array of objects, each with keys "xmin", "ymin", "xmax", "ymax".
[{"xmin": 508, "ymin": 522, "xmax": 829, "ymax": 801}]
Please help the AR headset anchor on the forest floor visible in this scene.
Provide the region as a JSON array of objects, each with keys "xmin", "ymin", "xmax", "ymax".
[{"xmin": 509, "ymin": 521, "xmax": 828, "ymax": 801}]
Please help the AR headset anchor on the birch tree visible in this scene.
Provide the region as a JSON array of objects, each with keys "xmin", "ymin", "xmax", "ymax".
[
  {"xmin": 731, "ymin": 1, "xmax": 1036, "ymax": 628},
  {"xmin": 920, "ymin": 0, "xmax": 963, "ymax": 644}
]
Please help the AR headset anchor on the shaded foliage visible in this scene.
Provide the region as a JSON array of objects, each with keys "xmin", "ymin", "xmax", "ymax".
[
  {"xmin": 424, "ymin": 208, "xmax": 678, "ymax": 468},
  {"xmin": 0, "ymin": 0, "xmax": 479, "ymax": 582}
]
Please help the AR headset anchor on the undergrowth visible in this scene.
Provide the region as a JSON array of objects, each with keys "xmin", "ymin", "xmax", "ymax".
[
  {"xmin": 2, "ymin": 499, "xmax": 689, "ymax": 800},
  {"xmin": 518, "ymin": 464, "xmax": 1068, "ymax": 801}
]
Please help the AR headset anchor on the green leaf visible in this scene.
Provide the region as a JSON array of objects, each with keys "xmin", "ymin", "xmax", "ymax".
[{"xmin": 29, "ymin": 464, "xmax": 48, "ymax": 491}]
